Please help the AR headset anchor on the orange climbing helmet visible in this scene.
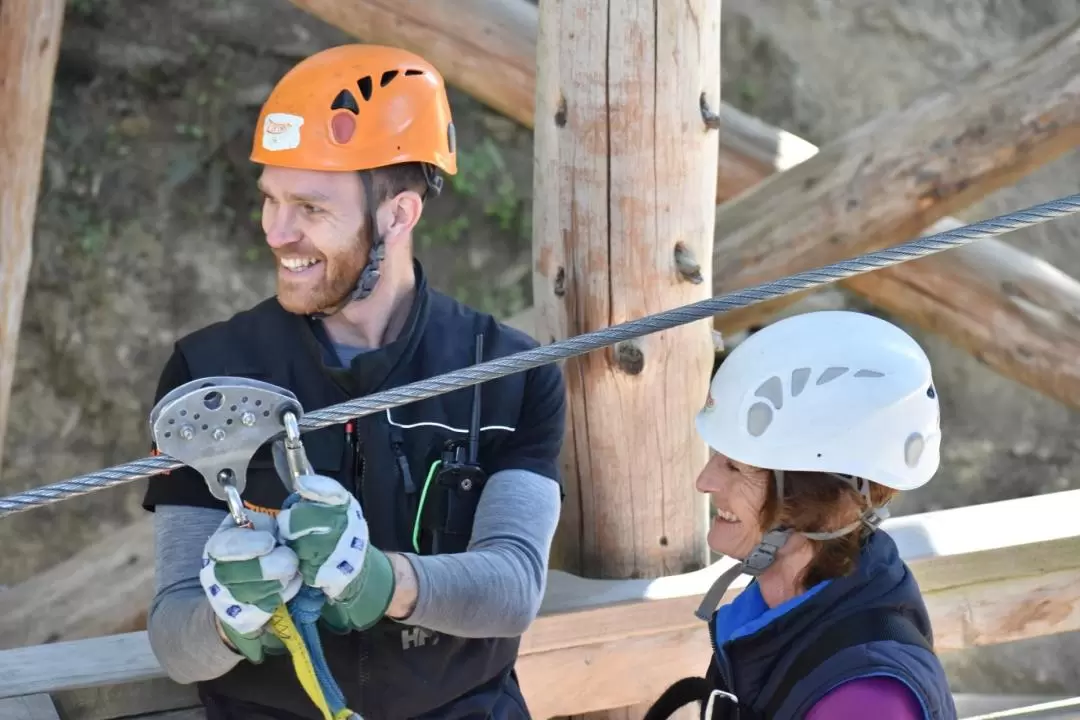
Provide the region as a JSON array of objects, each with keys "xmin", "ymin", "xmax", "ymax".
[{"xmin": 250, "ymin": 44, "xmax": 457, "ymax": 176}]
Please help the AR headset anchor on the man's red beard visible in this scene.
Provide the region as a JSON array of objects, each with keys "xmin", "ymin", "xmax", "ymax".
[{"xmin": 275, "ymin": 235, "xmax": 369, "ymax": 316}]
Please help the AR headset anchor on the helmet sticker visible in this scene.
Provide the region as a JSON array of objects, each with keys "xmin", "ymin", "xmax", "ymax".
[{"xmin": 262, "ymin": 112, "xmax": 305, "ymax": 152}]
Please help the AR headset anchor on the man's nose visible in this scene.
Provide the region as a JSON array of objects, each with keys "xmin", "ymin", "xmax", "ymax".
[{"xmin": 264, "ymin": 206, "xmax": 300, "ymax": 248}]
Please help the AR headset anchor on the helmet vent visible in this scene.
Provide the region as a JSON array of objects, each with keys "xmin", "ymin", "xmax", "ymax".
[
  {"xmin": 904, "ymin": 432, "xmax": 925, "ymax": 468},
  {"xmin": 816, "ymin": 366, "xmax": 849, "ymax": 385},
  {"xmin": 751, "ymin": 367, "xmax": 894, "ymax": 440},
  {"xmin": 380, "ymin": 70, "xmax": 398, "ymax": 87},
  {"xmin": 747, "ymin": 402, "xmax": 773, "ymax": 437},
  {"xmin": 357, "ymin": 76, "xmax": 373, "ymax": 101},
  {"xmin": 331, "ymin": 89, "xmax": 360, "ymax": 115},
  {"xmin": 405, "ymin": 68, "xmax": 424, "ymax": 76},
  {"xmin": 791, "ymin": 367, "xmax": 811, "ymax": 397},
  {"xmin": 754, "ymin": 376, "xmax": 784, "ymax": 410},
  {"xmin": 746, "ymin": 366, "xmax": 896, "ymax": 440}
]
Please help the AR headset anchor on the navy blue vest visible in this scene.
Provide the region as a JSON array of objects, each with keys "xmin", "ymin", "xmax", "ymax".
[
  {"xmin": 144, "ymin": 264, "xmax": 559, "ymax": 719},
  {"xmin": 657, "ymin": 531, "xmax": 956, "ymax": 719}
]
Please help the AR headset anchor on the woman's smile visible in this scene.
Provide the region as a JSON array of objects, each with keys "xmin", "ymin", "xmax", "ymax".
[{"xmin": 712, "ymin": 505, "xmax": 740, "ymax": 523}]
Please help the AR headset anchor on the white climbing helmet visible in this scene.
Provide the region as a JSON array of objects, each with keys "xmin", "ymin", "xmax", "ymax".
[{"xmin": 695, "ymin": 310, "xmax": 941, "ymax": 492}]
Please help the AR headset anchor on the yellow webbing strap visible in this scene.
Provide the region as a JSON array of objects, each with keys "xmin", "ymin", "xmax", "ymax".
[
  {"xmin": 233, "ymin": 504, "xmax": 359, "ymax": 719},
  {"xmin": 267, "ymin": 603, "xmax": 358, "ymax": 720}
]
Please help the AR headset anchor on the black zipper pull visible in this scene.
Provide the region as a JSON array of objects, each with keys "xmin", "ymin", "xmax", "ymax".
[
  {"xmin": 356, "ymin": 444, "xmax": 366, "ymax": 503},
  {"xmin": 346, "ymin": 420, "xmax": 365, "ymax": 502},
  {"xmin": 390, "ymin": 431, "xmax": 416, "ymax": 495}
]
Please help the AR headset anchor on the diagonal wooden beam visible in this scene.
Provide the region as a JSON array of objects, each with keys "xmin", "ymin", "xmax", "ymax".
[
  {"xmin": 289, "ymin": 0, "xmax": 1080, "ymax": 410},
  {"xmin": 843, "ymin": 220, "xmax": 1080, "ymax": 407},
  {"xmin": 707, "ymin": 17, "xmax": 1080, "ymax": 334}
]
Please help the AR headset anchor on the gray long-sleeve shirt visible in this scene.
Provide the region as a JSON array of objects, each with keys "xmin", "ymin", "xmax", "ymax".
[{"xmin": 147, "ymin": 468, "xmax": 561, "ymax": 685}]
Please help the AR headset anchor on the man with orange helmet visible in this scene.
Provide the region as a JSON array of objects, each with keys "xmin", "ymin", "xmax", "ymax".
[{"xmin": 141, "ymin": 45, "xmax": 565, "ymax": 719}]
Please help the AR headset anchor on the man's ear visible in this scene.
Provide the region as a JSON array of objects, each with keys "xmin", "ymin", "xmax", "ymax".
[{"xmin": 379, "ymin": 190, "xmax": 424, "ymax": 246}]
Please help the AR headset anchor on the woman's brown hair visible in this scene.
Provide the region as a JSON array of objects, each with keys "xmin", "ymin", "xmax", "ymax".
[{"xmin": 759, "ymin": 471, "xmax": 898, "ymax": 590}]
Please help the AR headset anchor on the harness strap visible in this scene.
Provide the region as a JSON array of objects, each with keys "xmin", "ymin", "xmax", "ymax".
[
  {"xmin": 276, "ymin": 492, "xmax": 362, "ymax": 720},
  {"xmin": 760, "ymin": 605, "xmax": 932, "ymax": 718},
  {"xmin": 641, "ymin": 676, "xmax": 716, "ymax": 720},
  {"xmin": 266, "ymin": 602, "xmax": 351, "ymax": 720}
]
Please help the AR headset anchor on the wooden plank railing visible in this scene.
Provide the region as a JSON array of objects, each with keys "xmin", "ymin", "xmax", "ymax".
[{"xmin": 3, "ymin": 489, "xmax": 1080, "ymax": 719}]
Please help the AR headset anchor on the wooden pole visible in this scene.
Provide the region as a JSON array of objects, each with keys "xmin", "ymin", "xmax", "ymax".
[
  {"xmin": 533, "ymin": 0, "xmax": 720, "ymax": 716},
  {"xmin": 0, "ymin": 0, "xmax": 65, "ymax": 478}
]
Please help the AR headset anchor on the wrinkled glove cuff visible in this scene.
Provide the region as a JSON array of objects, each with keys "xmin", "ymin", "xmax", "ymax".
[{"xmin": 333, "ymin": 547, "xmax": 396, "ymax": 631}]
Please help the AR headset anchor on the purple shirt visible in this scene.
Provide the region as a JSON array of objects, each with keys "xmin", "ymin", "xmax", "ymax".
[{"xmin": 806, "ymin": 677, "xmax": 924, "ymax": 719}]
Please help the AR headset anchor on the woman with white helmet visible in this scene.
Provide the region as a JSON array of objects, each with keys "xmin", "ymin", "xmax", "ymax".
[{"xmin": 644, "ymin": 310, "xmax": 957, "ymax": 720}]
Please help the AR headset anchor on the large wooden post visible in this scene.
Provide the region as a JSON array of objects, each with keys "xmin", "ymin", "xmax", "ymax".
[
  {"xmin": 0, "ymin": 0, "xmax": 65, "ymax": 478},
  {"xmin": 532, "ymin": 1, "xmax": 720, "ymax": 715}
]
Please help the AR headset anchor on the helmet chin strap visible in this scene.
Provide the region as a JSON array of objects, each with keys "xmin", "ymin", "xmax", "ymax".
[
  {"xmin": 694, "ymin": 470, "xmax": 890, "ymax": 621},
  {"xmin": 309, "ymin": 171, "xmax": 384, "ymax": 320}
]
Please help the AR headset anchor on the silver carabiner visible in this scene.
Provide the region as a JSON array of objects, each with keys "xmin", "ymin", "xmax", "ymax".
[
  {"xmin": 276, "ymin": 409, "xmax": 314, "ymax": 490},
  {"xmin": 704, "ymin": 688, "xmax": 739, "ymax": 719}
]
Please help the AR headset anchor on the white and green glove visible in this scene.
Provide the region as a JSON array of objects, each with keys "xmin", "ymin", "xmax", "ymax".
[
  {"xmin": 277, "ymin": 474, "xmax": 396, "ymax": 631},
  {"xmin": 199, "ymin": 510, "xmax": 301, "ymax": 662}
]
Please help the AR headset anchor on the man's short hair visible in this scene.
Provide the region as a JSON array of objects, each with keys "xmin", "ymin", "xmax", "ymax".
[{"xmin": 370, "ymin": 162, "xmax": 436, "ymax": 203}]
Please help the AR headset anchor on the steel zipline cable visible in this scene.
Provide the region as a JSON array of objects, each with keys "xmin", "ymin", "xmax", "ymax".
[{"xmin": 2, "ymin": 192, "xmax": 1080, "ymax": 519}]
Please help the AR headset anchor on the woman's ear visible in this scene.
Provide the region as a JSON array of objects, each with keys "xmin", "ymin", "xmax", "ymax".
[{"xmin": 379, "ymin": 190, "xmax": 424, "ymax": 246}]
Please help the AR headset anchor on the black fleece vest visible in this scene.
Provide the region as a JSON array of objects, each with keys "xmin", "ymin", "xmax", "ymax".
[{"xmin": 172, "ymin": 271, "xmax": 553, "ymax": 719}]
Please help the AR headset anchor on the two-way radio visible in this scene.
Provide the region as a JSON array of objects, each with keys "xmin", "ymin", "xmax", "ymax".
[{"xmin": 424, "ymin": 333, "xmax": 489, "ymax": 554}]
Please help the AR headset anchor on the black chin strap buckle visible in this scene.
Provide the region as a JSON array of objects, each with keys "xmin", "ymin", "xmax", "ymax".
[
  {"xmin": 693, "ymin": 528, "xmax": 793, "ymax": 622},
  {"xmin": 421, "ymin": 163, "xmax": 443, "ymax": 198},
  {"xmin": 743, "ymin": 528, "xmax": 792, "ymax": 575}
]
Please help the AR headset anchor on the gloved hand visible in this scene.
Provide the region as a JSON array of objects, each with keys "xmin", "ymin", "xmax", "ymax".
[
  {"xmin": 200, "ymin": 510, "xmax": 301, "ymax": 662},
  {"xmin": 277, "ymin": 474, "xmax": 396, "ymax": 631}
]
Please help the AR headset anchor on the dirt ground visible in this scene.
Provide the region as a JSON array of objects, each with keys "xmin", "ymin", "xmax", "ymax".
[{"xmin": 3, "ymin": 0, "xmax": 1080, "ymax": 697}]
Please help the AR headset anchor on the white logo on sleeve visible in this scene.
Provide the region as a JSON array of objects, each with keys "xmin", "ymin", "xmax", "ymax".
[{"xmin": 262, "ymin": 113, "xmax": 305, "ymax": 151}]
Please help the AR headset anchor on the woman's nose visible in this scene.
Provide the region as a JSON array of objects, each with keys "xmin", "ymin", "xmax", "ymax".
[{"xmin": 695, "ymin": 467, "xmax": 713, "ymax": 494}]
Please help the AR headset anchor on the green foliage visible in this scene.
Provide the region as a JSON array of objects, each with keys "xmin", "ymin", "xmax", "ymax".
[
  {"xmin": 67, "ymin": 0, "xmax": 110, "ymax": 20},
  {"xmin": 417, "ymin": 137, "xmax": 525, "ymax": 246},
  {"xmin": 448, "ymin": 137, "xmax": 521, "ymax": 231},
  {"xmin": 413, "ymin": 133, "xmax": 532, "ymax": 319}
]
